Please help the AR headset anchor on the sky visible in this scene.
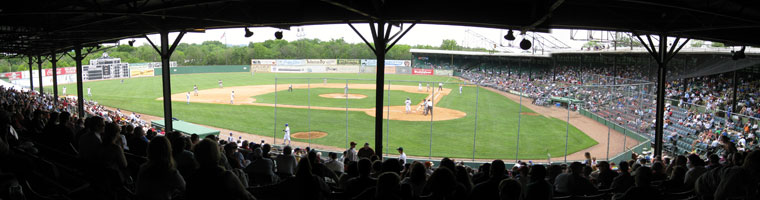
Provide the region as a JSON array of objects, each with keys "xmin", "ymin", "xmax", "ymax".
[{"xmin": 132, "ymin": 24, "xmax": 598, "ymax": 51}]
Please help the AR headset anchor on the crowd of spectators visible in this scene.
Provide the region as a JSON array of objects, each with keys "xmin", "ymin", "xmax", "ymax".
[{"xmin": 460, "ymin": 65, "xmax": 760, "ymax": 157}]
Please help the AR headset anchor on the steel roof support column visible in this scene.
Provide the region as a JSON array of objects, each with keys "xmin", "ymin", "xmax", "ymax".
[
  {"xmin": 51, "ymin": 52, "xmax": 59, "ymax": 102},
  {"xmin": 373, "ymin": 21, "xmax": 387, "ymax": 159},
  {"xmin": 145, "ymin": 31, "xmax": 186, "ymax": 132},
  {"xmin": 349, "ymin": 21, "xmax": 416, "ymax": 160},
  {"xmin": 654, "ymin": 34, "xmax": 667, "ymax": 158},
  {"xmin": 28, "ymin": 57, "xmax": 33, "ymax": 91},
  {"xmin": 37, "ymin": 55, "xmax": 43, "ymax": 94},
  {"xmin": 74, "ymin": 46, "xmax": 85, "ymax": 118},
  {"xmin": 635, "ymin": 33, "xmax": 689, "ymax": 158}
]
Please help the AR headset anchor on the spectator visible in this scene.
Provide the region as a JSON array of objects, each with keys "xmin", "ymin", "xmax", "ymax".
[
  {"xmin": 498, "ymin": 179, "xmax": 522, "ymax": 200},
  {"xmin": 279, "ymin": 157, "xmax": 330, "ymax": 200},
  {"xmin": 345, "ymin": 158, "xmax": 377, "ymax": 198},
  {"xmin": 611, "ymin": 161, "xmax": 634, "ymax": 193},
  {"xmin": 401, "ymin": 162, "xmax": 427, "ymax": 198},
  {"xmin": 170, "ymin": 136, "xmax": 197, "ymax": 180},
  {"xmin": 472, "ymin": 163, "xmax": 491, "ymax": 185},
  {"xmin": 185, "ymin": 139, "xmax": 255, "ymax": 200},
  {"xmin": 596, "ymin": 161, "xmax": 618, "ymax": 189},
  {"xmin": 664, "ymin": 165, "xmax": 687, "ymax": 192},
  {"xmin": 245, "ymin": 148, "xmax": 279, "ymax": 186},
  {"xmin": 470, "ymin": 160, "xmax": 507, "ymax": 199},
  {"xmin": 525, "ymin": 164, "xmax": 552, "ymax": 200},
  {"xmin": 422, "ymin": 167, "xmax": 457, "ymax": 200},
  {"xmin": 275, "ymin": 145, "xmax": 297, "ymax": 178},
  {"xmin": 374, "ymin": 172, "xmax": 405, "ymax": 200},
  {"xmin": 78, "ymin": 116, "xmax": 105, "ymax": 161},
  {"xmin": 324, "ymin": 152, "xmax": 344, "ymax": 175},
  {"xmin": 554, "ymin": 162, "xmax": 596, "ymax": 196},
  {"xmin": 696, "ymin": 150, "xmax": 760, "ymax": 200},
  {"xmin": 614, "ymin": 166, "xmax": 660, "ymax": 200},
  {"xmin": 129, "ymin": 126, "xmax": 149, "ymax": 157},
  {"xmin": 357, "ymin": 142, "xmax": 375, "ymax": 159},
  {"xmin": 136, "ymin": 136, "xmax": 185, "ymax": 200},
  {"xmin": 340, "ymin": 161, "xmax": 359, "ymax": 189},
  {"xmin": 345, "ymin": 141, "xmax": 358, "ymax": 162}
]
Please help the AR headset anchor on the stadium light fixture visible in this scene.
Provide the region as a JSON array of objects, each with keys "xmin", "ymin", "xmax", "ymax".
[
  {"xmin": 732, "ymin": 46, "xmax": 746, "ymax": 60},
  {"xmin": 274, "ymin": 31, "xmax": 283, "ymax": 40},
  {"xmin": 504, "ymin": 29, "xmax": 516, "ymax": 41},
  {"xmin": 244, "ymin": 27, "xmax": 254, "ymax": 38},
  {"xmin": 128, "ymin": 40, "xmax": 135, "ymax": 46},
  {"xmin": 519, "ymin": 32, "xmax": 531, "ymax": 50}
]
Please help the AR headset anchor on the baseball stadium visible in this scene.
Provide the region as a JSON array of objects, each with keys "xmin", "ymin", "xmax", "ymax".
[{"xmin": 2, "ymin": 1, "xmax": 760, "ymax": 200}]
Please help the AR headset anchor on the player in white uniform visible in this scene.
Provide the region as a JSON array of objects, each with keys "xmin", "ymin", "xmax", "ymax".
[
  {"xmin": 426, "ymin": 83, "xmax": 430, "ymax": 92},
  {"xmin": 438, "ymin": 82, "xmax": 443, "ymax": 91},
  {"xmin": 404, "ymin": 98, "xmax": 412, "ymax": 114},
  {"xmin": 344, "ymin": 85, "xmax": 349, "ymax": 96},
  {"xmin": 459, "ymin": 85, "xmax": 463, "ymax": 94},
  {"xmin": 288, "ymin": 84, "xmax": 293, "ymax": 92},
  {"xmin": 427, "ymin": 99, "xmax": 433, "ymax": 115},
  {"xmin": 186, "ymin": 92, "xmax": 190, "ymax": 104},
  {"xmin": 193, "ymin": 85, "xmax": 198, "ymax": 96},
  {"xmin": 62, "ymin": 86, "xmax": 67, "ymax": 95},
  {"xmin": 282, "ymin": 123, "xmax": 291, "ymax": 145},
  {"xmin": 230, "ymin": 90, "xmax": 235, "ymax": 104},
  {"xmin": 87, "ymin": 87, "xmax": 92, "ymax": 97},
  {"xmin": 418, "ymin": 82, "xmax": 422, "ymax": 91},
  {"xmin": 218, "ymin": 79, "xmax": 223, "ymax": 88}
]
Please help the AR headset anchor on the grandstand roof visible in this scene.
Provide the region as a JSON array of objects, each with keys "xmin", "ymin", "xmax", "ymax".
[
  {"xmin": 2, "ymin": 0, "xmax": 760, "ymax": 56},
  {"xmin": 4, "ymin": 0, "xmax": 759, "ymax": 168}
]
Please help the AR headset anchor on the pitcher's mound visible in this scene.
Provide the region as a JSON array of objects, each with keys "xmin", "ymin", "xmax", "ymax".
[
  {"xmin": 291, "ymin": 131, "xmax": 328, "ymax": 139},
  {"xmin": 319, "ymin": 93, "xmax": 367, "ymax": 99}
]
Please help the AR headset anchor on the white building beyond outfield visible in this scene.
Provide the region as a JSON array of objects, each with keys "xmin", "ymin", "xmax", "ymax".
[{"xmin": 251, "ymin": 59, "xmax": 454, "ymax": 76}]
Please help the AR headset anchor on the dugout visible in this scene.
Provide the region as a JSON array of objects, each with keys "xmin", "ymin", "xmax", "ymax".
[{"xmin": 151, "ymin": 119, "xmax": 220, "ymax": 138}]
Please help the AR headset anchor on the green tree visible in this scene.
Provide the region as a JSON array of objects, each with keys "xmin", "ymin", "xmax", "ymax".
[
  {"xmin": 711, "ymin": 42, "xmax": 725, "ymax": 47},
  {"xmin": 691, "ymin": 40, "xmax": 704, "ymax": 47}
]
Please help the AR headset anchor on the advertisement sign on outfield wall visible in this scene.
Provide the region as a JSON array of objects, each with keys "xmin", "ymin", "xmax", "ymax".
[
  {"xmin": 326, "ymin": 66, "xmax": 361, "ymax": 73},
  {"xmin": 337, "ymin": 59, "xmax": 360, "ymax": 65},
  {"xmin": 412, "ymin": 68, "xmax": 434, "ymax": 75},
  {"xmin": 384, "ymin": 66, "xmax": 396, "ymax": 74},
  {"xmin": 251, "ymin": 59, "xmax": 277, "ymax": 65},
  {"xmin": 250, "ymin": 64, "xmax": 272, "ymax": 72},
  {"xmin": 2, "ymin": 72, "xmax": 24, "ymax": 80},
  {"xmin": 276, "ymin": 59, "xmax": 306, "ymax": 66},
  {"xmin": 434, "ymin": 69, "xmax": 453, "ymax": 76},
  {"xmin": 306, "ymin": 59, "xmax": 337, "ymax": 65},
  {"xmin": 361, "ymin": 59, "xmax": 412, "ymax": 67},
  {"xmin": 44, "ymin": 67, "xmax": 77, "ymax": 76},
  {"xmin": 130, "ymin": 69, "xmax": 155, "ymax": 77},
  {"xmin": 396, "ymin": 66, "xmax": 412, "ymax": 74}
]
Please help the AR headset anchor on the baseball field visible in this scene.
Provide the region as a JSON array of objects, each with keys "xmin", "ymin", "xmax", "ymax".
[{"xmin": 56, "ymin": 72, "xmax": 600, "ymax": 160}]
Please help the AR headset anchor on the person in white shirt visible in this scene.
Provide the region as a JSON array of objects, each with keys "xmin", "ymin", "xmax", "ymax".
[
  {"xmin": 282, "ymin": 123, "xmax": 291, "ymax": 145},
  {"xmin": 438, "ymin": 82, "xmax": 443, "ymax": 91},
  {"xmin": 404, "ymin": 98, "xmax": 412, "ymax": 114},
  {"xmin": 186, "ymin": 92, "xmax": 190, "ymax": 104},
  {"xmin": 230, "ymin": 90, "xmax": 235, "ymax": 104},
  {"xmin": 426, "ymin": 99, "xmax": 433, "ymax": 115},
  {"xmin": 418, "ymin": 82, "xmax": 422, "ymax": 91},
  {"xmin": 397, "ymin": 147, "xmax": 407, "ymax": 165},
  {"xmin": 87, "ymin": 87, "xmax": 92, "ymax": 97},
  {"xmin": 62, "ymin": 86, "xmax": 67, "ymax": 96},
  {"xmin": 345, "ymin": 142, "xmax": 358, "ymax": 162},
  {"xmin": 459, "ymin": 85, "xmax": 463, "ymax": 94},
  {"xmin": 227, "ymin": 133, "xmax": 235, "ymax": 143},
  {"xmin": 324, "ymin": 152, "xmax": 344, "ymax": 174}
]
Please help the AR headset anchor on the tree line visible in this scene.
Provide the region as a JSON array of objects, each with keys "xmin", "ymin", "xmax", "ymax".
[{"xmin": 0, "ymin": 38, "xmax": 484, "ymax": 73}]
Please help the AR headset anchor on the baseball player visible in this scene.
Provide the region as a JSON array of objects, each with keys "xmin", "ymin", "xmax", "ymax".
[
  {"xmin": 459, "ymin": 84, "xmax": 463, "ymax": 94},
  {"xmin": 230, "ymin": 90, "xmax": 235, "ymax": 104},
  {"xmin": 344, "ymin": 85, "xmax": 349, "ymax": 96},
  {"xmin": 218, "ymin": 79, "xmax": 223, "ymax": 88},
  {"xmin": 121, "ymin": 79, "xmax": 124, "ymax": 84},
  {"xmin": 427, "ymin": 99, "xmax": 433, "ymax": 115},
  {"xmin": 426, "ymin": 83, "xmax": 430, "ymax": 92},
  {"xmin": 193, "ymin": 85, "xmax": 198, "ymax": 96},
  {"xmin": 186, "ymin": 92, "xmax": 190, "ymax": 104},
  {"xmin": 438, "ymin": 82, "xmax": 443, "ymax": 91},
  {"xmin": 62, "ymin": 86, "xmax": 67, "ymax": 96},
  {"xmin": 423, "ymin": 99, "xmax": 429, "ymax": 115},
  {"xmin": 324, "ymin": 78, "xmax": 327, "ymax": 85},
  {"xmin": 418, "ymin": 82, "xmax": 422, "ymax": 91},
  {"xmin": 87, "ymin": 87, "xmax": 92, "ymax": 97},
  {"xmin": 288, "ymin": 84, "xmax": 293, "ymax": 92},
  {"xmin": 404, "ymin": 98, "xmax": 412, "ymax": 114},
  {"xmin": 282, "ymin": 123, "xmax": 291, "ymax": 145}
]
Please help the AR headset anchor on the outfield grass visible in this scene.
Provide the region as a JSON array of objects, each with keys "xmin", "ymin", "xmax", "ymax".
[
  {"xmin": 56, "ymin": 72, "xmax": 597, "ymax": 160},
  {"xmin": 253, "ymin": 88, "xmax": 429, "ymax": 108}
]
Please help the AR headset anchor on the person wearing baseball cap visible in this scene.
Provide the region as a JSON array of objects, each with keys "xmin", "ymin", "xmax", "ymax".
[
  {"xmin": 397, "ymin": 147, "xmax": 407, "ymax": 165},
  {"xmin": 345, "ymin": 141, "xmax": 358, "ymax": 162}
]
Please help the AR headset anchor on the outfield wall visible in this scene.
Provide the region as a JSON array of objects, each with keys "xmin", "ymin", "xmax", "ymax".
[
  {"xmin": 153, "ymin": 65, "xmax": 249, "ymax": 75},
  {"xmin": 248, "ymin": 59, "xmax": 451, "ymax": 75}
]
